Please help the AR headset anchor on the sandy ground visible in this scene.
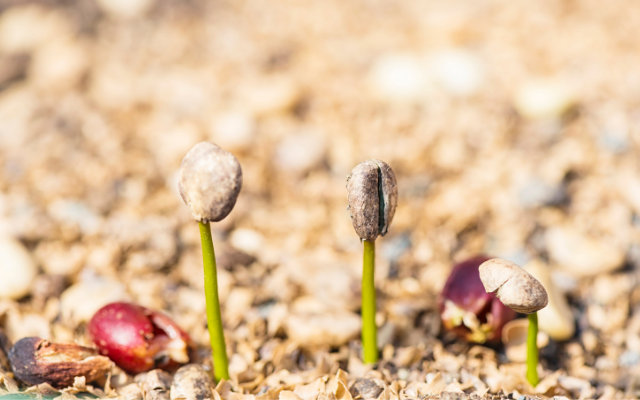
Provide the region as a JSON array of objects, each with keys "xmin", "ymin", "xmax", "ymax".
[{"xmin": 0, "ymin": 0, "xmax": 639, "ymax": 398}]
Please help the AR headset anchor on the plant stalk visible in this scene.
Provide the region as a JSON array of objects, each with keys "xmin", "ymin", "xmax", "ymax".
[
  {"xmin": 362, "ymin": 239, "xmax": 378, "ymax": 364},
  {"xmin": 527, "ymin": 312, "xmax": 539, "ymax": 387},
  {"xmin": 199, "ymin": 221, "xmax": 230, "ymax": 381}
]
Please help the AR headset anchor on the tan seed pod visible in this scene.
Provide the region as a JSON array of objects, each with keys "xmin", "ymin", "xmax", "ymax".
[
  {"xmin": 346, "ymin": 159, "xmax": 397, "ymax": 241},
  {"xmin": 178, "ymin": 142, "xmax": 243, "ymax": 223},
  {"xmin": 478, "ymin": 258, "xmax": 549, "ymax": 314},
  {"xmin": 8, "ymin": 337, "xmax": 113, "ymax": 388}
]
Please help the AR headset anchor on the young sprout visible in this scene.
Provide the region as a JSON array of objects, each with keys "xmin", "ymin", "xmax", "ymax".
[
  {"xmin": 347, "ymin": 159, "xmax": 397, "ymax": 364},
  {"xmin": 179, "ymin": 142, "xmax": 242, "ymax": 381},
  {"xmin": 438, "ymin": 256, "xmax": 516, "ymax": 343},
  {"xmin": 479, "ymin": 258, "xmax": 548, "ymax": 387}
]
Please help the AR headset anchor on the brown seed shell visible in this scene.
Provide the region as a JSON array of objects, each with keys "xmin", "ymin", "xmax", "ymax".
[
  {"xmin": 346, "ymin": 159, "xmax": 397, "ymax": 241},
  {"xmin": 375, "ymin": 159, "xmax": 398, "ymax": 236},
  {"xmin": 347, "ymin": 160, "xmax": 380, "ymax": 241},
  {"xmin": 479, "ymin": 258, "xmax": 549, "ymax": 314},
  {"xmin": 8, "ymin": 337, "xmax": 113, "ymax": 388},
  {"xmin": 178, "ymin": 142, "xmax": 243, "ymax": 223}
]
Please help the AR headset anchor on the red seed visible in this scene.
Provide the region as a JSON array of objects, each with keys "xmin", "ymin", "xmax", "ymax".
[
  {"xmin": 88, "ymin": 302, "xmax": 192, "ymax": 374},
  {"xmin": 438, "ymin": 256, "xmax": 517, "ymax": 343}
]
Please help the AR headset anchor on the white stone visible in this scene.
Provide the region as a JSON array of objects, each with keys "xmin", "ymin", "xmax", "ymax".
[
  {"xmin": 429, "ymin": 49, "xmax": 483, "ymax": 96},
  {"xmin": 545, "ymin": 225, "xmax": 624, "ymax": 277},
  {"xmin": 223, "ymin": 287, "xmax": 255, "ymax": 326},
  {"xmin": 514, "ymin": 79, "xmax": 576, "ymax": 120},
  {"xmin": 145, "ymin": 120, "xmax": 203, "ymax": 170},
  {"xmin": 209, "ymin": 110, "xmax": 256, "ymax": 152},
  {"xmin": 47, "ymin": 200, "xmax": 103, "ymax": 236},
  {"xmin": 240, "ymin": 77, "xmax": 300, "ymax": 116},
  {"xmin": 230, "ymin": 228, "xmax": 264, "ymax": 256},
  {"xmin": 592, "ymin": 273, "xmax": 634, "ymax": 305},
  {"xmin": 369, "ymin": 53, "xmax": 430, "ymax": 103},
  {"xmin": 60, "ymin": 274, "xmax": 130, "ymax": 323},
  {"xmin": 29, "ymin": 39, "xmax": 88, "ymax": 90},
  {"xmin": 526, "ymin": 260, "xmax": 575, "ymax": 341},
  {"xmin": 96, "ymin": 0, "xmax": 155, "ymax": 19},
  {"xmin": 275, "ymin": 130, "xmax": 326, "ymax": 174},
  {"xmin": 0, "ymin": 236, "xmax": 37, "ymax": 300},
  {"xmin": 35, "ymin": 241, "xmax": 86, "ymax": 277},
  {"xmin": 285, "ymin": 311, "xmax": 361, "ymax": 347},
  {"xmin": 0, "ymin": 5, "xmax": 73, "ymax": 54},
  {"xmin": 6, "ymin": 312, "xmax": 51, "ymax": 340}
]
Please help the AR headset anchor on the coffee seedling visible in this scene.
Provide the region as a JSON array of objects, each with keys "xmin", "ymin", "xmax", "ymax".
[
  {"xmin": 479, "ymin": 258, "xmax": 549, "ymax": 386},
  {"xmin": 347, "ymin": 159, "xmax": 397, "ymax": 364},
  {"xmin": 439, "ymin": 256, "xmax": 516, "ymax": 343},
  {"xmin": 179, "ymin": 142, "xmax": 242, "ymax": 381}
]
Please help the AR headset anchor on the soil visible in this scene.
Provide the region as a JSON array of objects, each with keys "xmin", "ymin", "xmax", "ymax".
[{"xmin": 0, "ymin": 0, "xmax": 639, "ymax": 399}]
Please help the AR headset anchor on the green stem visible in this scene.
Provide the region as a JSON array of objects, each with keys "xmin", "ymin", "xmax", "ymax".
[
  {"xmin": 362, "ymin": 240, "xmax": 378, "ymax": 364},
  {"xmin": 527, "ymin": 312, "xmax": 539, "ymax": 387},
  {"xmin": 199, "ymin": 221, "xmax": 230, "ymax": 381}
]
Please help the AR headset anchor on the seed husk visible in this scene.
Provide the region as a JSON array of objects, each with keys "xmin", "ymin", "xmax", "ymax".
[
  {"xmin": 178, "ymin": 142, "xmax": 243, "ymax": 223},
  {"xmin": 8, "ymin": 337, "xmax": 113, "ymax": 388},
  {"xmin": 479, "ymin": 258, "xmax": 549, "ymax": 314},
  {"xmin": 346, "ymin": 159, "xmax": 397, "ymax": 241}
]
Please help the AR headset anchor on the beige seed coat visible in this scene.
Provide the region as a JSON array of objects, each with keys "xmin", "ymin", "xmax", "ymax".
[
  {"xmin": 346, "ymin": 159, "xmax": 397, "ymax": 241},
  {"xmin": 178, "ymin": 142, "xmax": 242, "ymax": 223},
  {"xmin": 479, "ymin": 258, "xmax": 549, "ymax": 314}
]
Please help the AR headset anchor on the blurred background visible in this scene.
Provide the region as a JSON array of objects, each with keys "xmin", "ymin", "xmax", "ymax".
[{"xmin": 0, "ymin": 0, "xmax": 639, "ymax": 395}]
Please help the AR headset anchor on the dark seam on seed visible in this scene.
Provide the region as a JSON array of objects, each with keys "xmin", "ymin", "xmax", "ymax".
[{"xmin": 371, "ymin": 159, "xmax": 385, "ymax": 236}]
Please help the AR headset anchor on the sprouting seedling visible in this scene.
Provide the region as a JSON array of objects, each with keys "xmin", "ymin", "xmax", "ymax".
[
  {"xmin": 347, "ymin": 159, "xmax": 397, "ymax": 364},
  {"xmin": 478, "ymin": 258, "xmax": 549, "ymax": 387},
  {"xmin": 178, "ymin": 142, "xmax": 242, "ymax": 381}
]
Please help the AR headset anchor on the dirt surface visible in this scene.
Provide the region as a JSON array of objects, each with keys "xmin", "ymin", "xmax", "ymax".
[{"xmin": 0, "ymin": 0, "xmax": 639, "ymax": 399}]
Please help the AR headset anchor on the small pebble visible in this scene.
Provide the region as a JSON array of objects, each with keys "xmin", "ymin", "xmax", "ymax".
[
  {"xmin": 592, "ymin": 273, "xmax": 634, "ymax": 305},
  {"xmin": 518, "ymin": 177, "xmax": 565, "ymax": 208},
  {"xmin": 514, "ymin": 79, "xmax": 576, "ymax": 120},
  {"xmin": 274, "ymin": 130, "xmax": 326, "ymax": 175},
  {"xmin": 598, "ymin": 128, "xmax": 629, "ymax": 153},
  {"xmin": 545, "ymin": 225, "xmax": 624, "ymax": 277},
  {"xmin": 29, "ymin": 39, "xmax": 88, "ymax": 90},
  {"xmin": 381, "ymin": 234, "xmax": 411, "ymax": 264},
  {"xmin": 96, "ymin": 0, "xmax": 155, "ymax": 19},
  {"xmin": 170, "ymin": 364, "xmax": 213, "ymax": 400},
  {"xmin": 0, "ymin": 5, "xmax": 72, "ymax": 53},
  {"xmin": 47, "ymin": 200, "xmax": 103, "ymax": 236},
  {"xmin": 429, "ymin": 49, "xmax": 483, "ymax": 96},
  {"xmin": 35, "ymin": 241, "xmax": 86, "ymax": 276},
  {"xmin": 117, "ymin": 383, "xmax": 144, "ymax": 400},
  {"xmin": 229, "ymin": 228, "xmax": 264, "ymax": 256},
  {"xmin": 137, "ymin": 369, "xmax": 172, "ymax": 400},
  {"xmin": 209, "ymin": 110, "xmax": 256, "ymax": 153},
  {"xmin": 349, "ymin": 378, "xmax": 384, "ymax": 400},
  {"xmin": 397, "ymin": 368, "xmax": 409, "ymax": 381},
  {"xmin": 369, "ymin": 53, "xmax": 430, "ymax": 103},
  {"xmin": 60, "ymin": 275, "xmax": 130, "ymax": 323},
  {"xmin": 285, "ymin": 311, "xmax": 361, "ymax": 347},
  {"xmin": 526, "ymin": 260, "xmax": 575, "ymax": 341},
  {"xmin": 241, "ymin": 77, "xmax": 300, "ymax": 116},
  {"xmin": 618, "ymin": 350, "xmax": 640, "ymax": 367},
  {"xmin": 0, "ymin": 236, "xmax": 37, "ymax": 300},
  {"xmin": 31, "ymin": 274, "xmax": 67, "ymax": 307}
]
